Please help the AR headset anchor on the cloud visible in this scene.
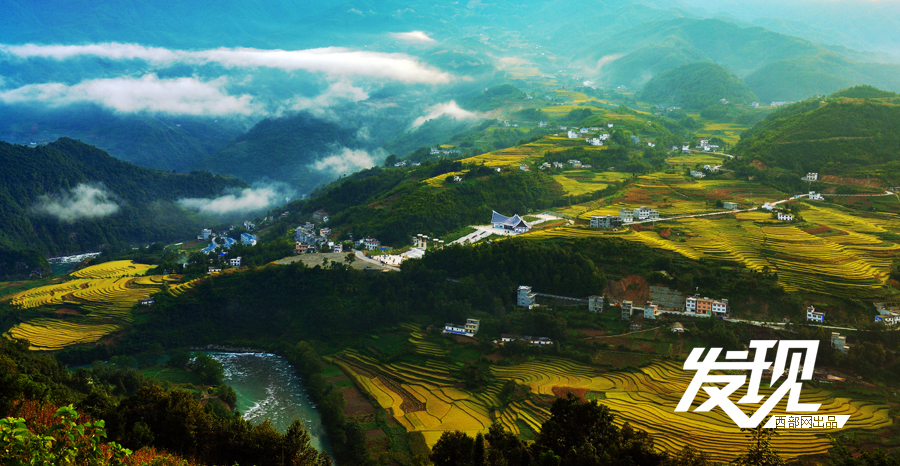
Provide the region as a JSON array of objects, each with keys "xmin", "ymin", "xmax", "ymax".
[
  {"xmin": 595, "ymin": 54, "xmax": 624, "ymax": 72},
  {"xmin": 0, "ymin": 74, "xmax": 256, "ymax": 115},
  {"xmin": 1, "ymin": 43, "xmax": 452, "ymax": 84},
  {"xmin": 412, "ymin": 100, "xmax": 480, "ymax": 128},
  {"xmin": 391, "ymin": 31, "xmax": 436, "ymax": 43},
  {"xmin": 177, "ymin": 186, "xmax": 286, "ymax": 215},
  {"xmin": 312, "ymin": 147, "xmax": 379, "ymax": 174},
  {"xmin": 32, "ymin": 184, "xmax": 119, "ymax": 222},
  {"xmin": 287, "ymin": 81, "xmax": 369, "ymax": 113}
]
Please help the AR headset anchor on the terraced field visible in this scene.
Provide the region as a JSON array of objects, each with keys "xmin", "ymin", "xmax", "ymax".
[
  {"xmin": 3, "ymin": 260, "xmax": 196, "ymax": 350},
  {"xmin": 333, "ymin": 337, "xmax": 890, "ymax": 462},
  {"xmin": 525, "ymin": 206, "xmax": 900, "ymax": 298}
]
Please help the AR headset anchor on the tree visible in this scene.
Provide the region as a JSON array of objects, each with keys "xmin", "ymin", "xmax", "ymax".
[
  {"xmin": 384, "ymin": 154, "xmax": 399, "ymax": 167},
  {"xmin": 345, "ymin": 252, "xmax": 356, "ymax": 265},
  {"xmin": 187, "ymin": 352, "xmax": 224, "ymax": 385},
  {"xmin": 731, "ymin": 421, "xmax": 785, "ymax": 466},
  {"xmin": 431, "ymin": 430, "xmax": 476, "ymax": 466}
]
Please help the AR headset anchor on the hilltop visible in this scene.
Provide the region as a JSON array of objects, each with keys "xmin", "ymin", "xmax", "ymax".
[
  {"xmin": 730, "ymin": 86, "xmax": 900, "ymax": 183},
  {"xmin": 638, "ymin": 62, "xmax": 757, "ymax": 109},
  {"xmin": 0, "ymin": 138, "xmax": 246, "ymax": 274}
]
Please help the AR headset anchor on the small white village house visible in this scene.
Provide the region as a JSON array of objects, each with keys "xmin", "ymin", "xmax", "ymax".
[
  {"xmin": 588, "ymin": 295, "xmax": 604, "ymax": 312},
  {"xmin": 807, "ymin": 306, "xmax": 825, "ymax": 323},
  {"xmin": 229, "ymin": 257, "xmax": 241, "ymax": 267}
]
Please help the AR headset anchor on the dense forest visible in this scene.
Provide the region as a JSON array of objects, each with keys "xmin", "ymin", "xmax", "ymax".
[
  {"xmin": 0, "ymin": 138, "xmax": 247, "ymax": 276},
  {"xmin": 730, "ymin": 87, "xmax": 900, "ymax": 182},
  {"xmin": 638, "ymin": 62, "xmax": 758, "ymax": 109}
]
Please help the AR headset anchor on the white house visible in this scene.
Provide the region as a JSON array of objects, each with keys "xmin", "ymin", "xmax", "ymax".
[
  {"xmin": 208, "ymin": 266, "xmax": 222, "ymax": 274},
  {"xmin": 139, "ymin": 298, "xmax": 155, "ymax": 306},
  {"xmin": 608, "ymin": 123, "xmax": 614, "ymax": 128},
  {"xmin": 762, "ymin": 202, "xmax": 774, "ymax": 211},
  {"xmin": 634, "ymin": 206, "xmax": 660, "ymax": 221},
  {"xmin": 332, "ymin": 243, "xmax": 343, "ymax": 253},
  {"xmin": 539, "ymin": 121, "xmax": 548, "ymax": 127},
  {"xmin": 453, "ymin": 175, "xmax": 463, "ymax": 182},
  {"xmin": 804, "ymin": 173, "xmax": 818, "ymax": 181},
  {"xmin": 519, "ymin": 164, "xmax": 529, "ymax": 171},
  {"xmin": 588, "ymin": 295, "xmax": 604, "ymax": 312},
  {"xmin": 685, "ymin": 295, "xmax": 728, "ymax": 315},
  {"xmin": 229, "ymin": 257, "xmax": 242, "ymax": 267},
  {"xmin": 579, "ymin": 128, "xmax": 590, "ymax": 134},
  {"xmin": 363, "ymin": 237, "xmax": 381, "ymax": 250},
  {"xmin": 809, "ymin": 191, "xmax": 825, "ymax": 201},
  {"xmin": 587, "ymin": 138, "xmax": 603, "ymax": 146},
  {"xmin": 682, "ymin": 145, "xmax": 691, "ymax": 154},
  {"xmin": 619, "ymin": 208, "xmax": 634, "ymax": 223},
  {"xmin": 517, "ymin": 285, "xmax": 536, "ymax": 309},
  {"xmin": 778, "ymin": 212, "xmax": 794, "ymax": 221},
  {"xmin": 807, "ymin": 306, "xmax": 825, "ymax": 323},
  {"xmin": 567, "ymin": 130, "xmax": 580, "ymax": 139},
  {"xmin": 723, "ymin": 201, "xmax": 738, "ymax": 210},
  {"xmin": 690, "ymin": 170, "xmax": 706, "ymax": 178}
]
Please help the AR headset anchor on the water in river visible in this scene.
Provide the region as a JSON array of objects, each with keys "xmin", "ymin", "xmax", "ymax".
[
  {"xmin": 48, "ymin": 252, "xmax": 101, "ymax": 276},
  {"xmin": 206, "ymin": 352, "xmax": 333, "ymax": 457}
]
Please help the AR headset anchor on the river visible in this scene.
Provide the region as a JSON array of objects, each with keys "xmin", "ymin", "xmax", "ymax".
[
  {"xmin": 206, "ymin": 352, "xmax": 334, "ymax": 458},
  {"xmin": 48, "ymin": 252, "xmax": 101, "ymax": 276}
]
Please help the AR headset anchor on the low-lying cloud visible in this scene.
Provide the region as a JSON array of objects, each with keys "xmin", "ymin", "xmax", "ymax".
[
  {"xmin": 412, "ymin": 101, "xmax": 480, "ymax": 128},
  {"xmin": 391, "ymin": 31, "xmax": 436, "ymax": 43},
  {"xmin": 0, "ymin": 74, "xmax": 256, "ymax": 116},
  {"xmin": 177, "ymin": 186, "xmax": 287, "ymax": 215},
  {"xmin": 1, "ymin": 43, "xmax": 452, "ymax": 84},
  {"xmin": 312, "ymin": 147, "xmax": 379, "ymax": 174},
  {"xmin": 287, "ymin": 81, "xmax": 369, "ymax": 113},
  {"xmin": 32, "ymin": 184, "xmax": 120, "ymax": 222}
]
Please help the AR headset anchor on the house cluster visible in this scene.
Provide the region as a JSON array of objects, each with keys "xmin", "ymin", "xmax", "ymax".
[
  {"xmin": 499, "ymin": 334, "xmax": 554, "ymax": 346},
  {"xmin": 875, "ymin": 303, "xmax": 900, "ymax": 325},
  {"xmin": 698, "ymin": 140, "xmax": 720, "ymax": 152},
  {"xmin": 806, "ymin": 305, "xmax": 825, "ymax": 323},
  {"xmin": 393, "ymin": 160, "xmax": 422, "ymax": 168},
  {"xmin": 430, "ymin": 147, "xmax": 460, "ymax": 156},
  {"xmin": 241, "ymin": 233, "xmax": 257, "ymax": 246},
  {"xmin": 294, "ymin": 222, "xmax": 335, "ymax": 253},
  {"xmin": 492, "ymin": 211, "xmax": 532, "ymax": 233},
  {"xmin": 312, "ymin": 210, "xmax": 329, "ymax": 223},
  {"xmin": 443, "ymin": 318, "xmax": 480, "ymax": 337},
  {"xmin": 685, "ymin": 295, "xmax": 729, "ymax": 316}
]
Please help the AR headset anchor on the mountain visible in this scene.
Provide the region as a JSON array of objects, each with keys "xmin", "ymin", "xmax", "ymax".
[
  {"xmin": 730, "ymin": 87, "xmax": 900, "ymax": 181},
  {"xmin": 0, "ymin": 105, "xmax": 246, "ymax": 173},
  {"xmin": 638, "ymin": 62, "xmax": 757, "ymax": 109},
  {"xmin": 0, "ymin": 138, "xmax": 247, "ymax": 273},
  {"xmin": 202, "ymin": 112, "xmax": 374, "ymax": 192},
  {"xmin": 583, "ymin": 17, "xmax": 900, "ymax": 101}
]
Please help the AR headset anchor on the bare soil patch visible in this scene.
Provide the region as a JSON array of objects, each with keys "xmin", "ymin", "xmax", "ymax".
[
  {"xmin": 606, "ymin": 275, "xmax": 649, "ymax": 303},
  {"xmin": 339, "ymin": 384, "xmax": 376, "ymax": 417}
]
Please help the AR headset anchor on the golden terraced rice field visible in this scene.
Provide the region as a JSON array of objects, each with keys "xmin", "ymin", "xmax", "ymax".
[{"xmin": 331, "ymin": 329, "xmax": 890, "ymax": 462}]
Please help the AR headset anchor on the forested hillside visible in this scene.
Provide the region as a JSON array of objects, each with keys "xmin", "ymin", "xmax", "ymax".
[
  {"xmin": 0, "ymin": 138, "xmax": 245, "ymax": 274},
  {"xmin": 203, "ymin": 112, "xmax": 368, "ymax": 189},
  {"xmin": 296, "ymin": 162, "xmax": 563, "ymax": 245},
  {"xmin": 638, "ymin": 62, "xmax": 757, "ymax": 109},
  {"xmin": 730, "ymin": 87, "xmax": 900, "ymax": 181}
]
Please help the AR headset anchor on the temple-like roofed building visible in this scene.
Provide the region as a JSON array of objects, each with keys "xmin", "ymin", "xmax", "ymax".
[{"xmin": 491, "ymin": 211, "xmax": 532, "ymax": 233}]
